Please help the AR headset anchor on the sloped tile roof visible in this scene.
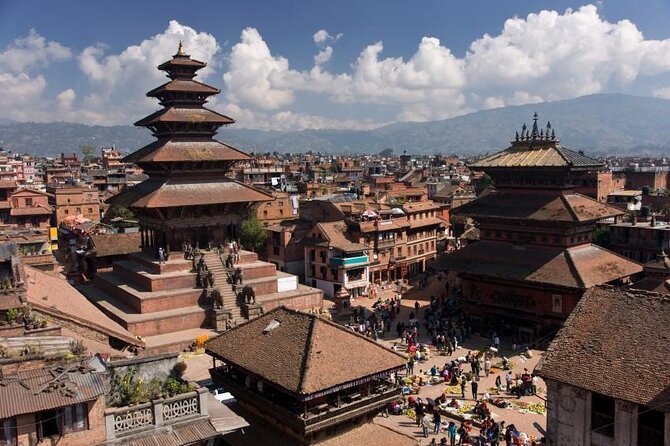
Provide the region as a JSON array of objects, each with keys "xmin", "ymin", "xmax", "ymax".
[
  {"xmin": 134, "ymin": 106, "xmax": 234, "ymax": 126},
  {"xmin": 442, "ymin": 241, "xmax": 641, "ymax": 289},
  {"xmin": 124, "ymin": 139, "xmax": 251, "ymax": 164},
  {"xmin": 108, "ymin": 178, "xmax": 272, "ymax": 209},
  {"xmin": 89, "ymin": 232, "xmax": 141, "ymax": 257},
  {"xmin": 147, "ymin": 79, "xmax": 219, "ymax": 97},
  {"xmin": 453, "ymin": 191, "xmax": 623, "ymax": 223},
  {"xmin": 536, "ymin": 285, "xmax": 670, "ymax": 409},
  {"xmin": 470, "ymin": 142, "xmax": 602, "ymax": 169},
  {"xmin": 0, "ymin": 364, "xmax": 105, "ymax": 418},
  {"xmin": 206, "ymin": 307, "xmax": 406, "ymax": 397},
  {"xmin": 317, "ymin": 221, "xmax": 368, "ymax": 252}
]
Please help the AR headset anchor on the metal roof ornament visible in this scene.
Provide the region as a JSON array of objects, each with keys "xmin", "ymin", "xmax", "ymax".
[{"xmin": 176, "ymin": 41, "xmax": 186, "ymax": 56}]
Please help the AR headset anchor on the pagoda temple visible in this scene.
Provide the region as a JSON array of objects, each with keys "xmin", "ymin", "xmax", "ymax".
[
  {"xmin": 79, "ymin": 46, "xmax": 323, "ymax": 354},
  {"xmin": 110, "ymin": 42, "xmax": 271, "ymax": 251},
  {"xmin": 444, "ymin": 114, "xmax": 642, "ymax": 341}
]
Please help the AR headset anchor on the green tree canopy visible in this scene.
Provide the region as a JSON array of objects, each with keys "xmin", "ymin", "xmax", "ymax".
[
  {"xmin": 240, "ymin": 216, "xmax": 267, "ymax": 254},
  {"xmin": 80, "ymin": 144, "xmax": 96, "ymax": 164},
  {"xmin": 379, "ymin": 148, "xmax": 394, "ymax": 157}
]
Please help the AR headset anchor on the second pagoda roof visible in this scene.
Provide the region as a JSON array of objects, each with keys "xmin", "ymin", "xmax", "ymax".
[
  {"xmin": 124, "ymin": 139, "xmax": 252, "ymax": 164},
  {"xmin": 135, "ymin": 106, "xmax": 234, "ymax": 126}
]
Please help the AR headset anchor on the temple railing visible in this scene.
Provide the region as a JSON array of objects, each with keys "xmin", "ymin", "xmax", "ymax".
[{"xmin": 104, "ymin": 388, "xmax": 208, "ymax": 440}]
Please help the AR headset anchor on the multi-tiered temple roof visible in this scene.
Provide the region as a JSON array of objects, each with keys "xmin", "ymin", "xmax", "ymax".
[{"xmin": 110, "ymin": 43, "xmax": 271, "ymax": 250}]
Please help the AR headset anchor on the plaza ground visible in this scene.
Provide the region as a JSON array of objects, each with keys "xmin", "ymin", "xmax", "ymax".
[{"xmin": 183, "ymin": 272, "xmax": 547, "ymax": 444}]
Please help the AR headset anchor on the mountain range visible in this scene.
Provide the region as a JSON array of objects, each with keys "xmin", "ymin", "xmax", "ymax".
[{"xmin": 0, "ymin": 93, "xmax": 669, "ymax": 157}]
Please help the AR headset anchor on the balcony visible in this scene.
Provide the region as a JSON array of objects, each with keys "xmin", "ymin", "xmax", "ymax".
[
  {"xmin": 211, "ymin": 369, "xmax": 399, "ymax": 436},
  {"xmin": 328, "ymin": 255, "xmax": 369, "ymax": 267},
  {"xmin": 376, "ymin": 239, "xmax": 395, "ymax": 249},
  {"xmin": 104, "ymin": 389, "xmax": 208, "ymax": 440}
]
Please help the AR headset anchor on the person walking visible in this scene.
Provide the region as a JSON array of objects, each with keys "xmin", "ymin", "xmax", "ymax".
[
  {"xmin": 158, "ymin": 247, "xmax": 166, "ymax": 264},
  {"xmin": 460, "ymin": 376, "xmax": 466, "ymax": 399},
  {"xmin": 447, "ymin": 421, "xmax": 458, "ymax": 446},
  {"xmin": 484, "ymin": 357, "xmax": 491, "ymax": 377},
  {"xmin": 421, "ymin": 413, "xmax": 430, "ymax": 438},
  {"xmin": 433, "ymin": 410, "xmax": 442, "ymax": 435},
  {"xmin": 471, "ymin": 379, "xmax": 479, "ymax": 401}
]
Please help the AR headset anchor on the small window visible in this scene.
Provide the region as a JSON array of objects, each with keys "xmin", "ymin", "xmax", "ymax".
[
  {"xmin": 552, "ymin": 295, "xmax": 563, "ymax": 313},
  {"xmin": 88, "ymin": 208, "xmax": 93, "ymax": 213},
  {"xmin": 64, "ymin": 209, "xmax": 69, "ymax": 215},
  {"xmin": 591, "ymin": 393, "xmax": 615, "ymax": 437},
  {"xmin": 76, "ymin": 208, "xmax": 81, "ymax": 214},
  {"xmin": 638, "ymin": 407, "xmax": 665, "ymax": 446},
  {"xmin": 25, "ymin": 198, "xmax": 33, "ymax": 206}
]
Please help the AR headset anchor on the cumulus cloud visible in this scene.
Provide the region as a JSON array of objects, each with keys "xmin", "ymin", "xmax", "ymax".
[
  {"xmin": 5, "ymin": 6, "xmax": 670, "ymax": 130},
  {"xmin": 75, "ymin": 20, "xmax": 220, "ymax": 123},
  {"xmin": 313, "ymin": 29, "xmax": 342, "ymax": 46}
]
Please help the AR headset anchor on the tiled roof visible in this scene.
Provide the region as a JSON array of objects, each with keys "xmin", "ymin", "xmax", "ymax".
[
  {"xmin": 0, "ymin": 181, "xmax": 17, "ymax": 189},
  {"xmin": 0, "ymin": 364, "xmax": 105, "ymax": 418},
  {"xmin": 453, "ymin": 191, "xmax": 623, "ymax": 223},
  {"xmin": 108, "ymin": 178, "xmax": 272, "ymax": 209},
  {"xmin": 147, "ymin": 79, "xmax": 219, "ymax": 97},
  {"xmin": 317, "ymin": 221, "xmax": 368, "ymax": 252},
  {"xmin": 157, "ymin": 56, "xmax": 206, "ymax": 70},
  {"xmin": 401, "ymin": 201, "xmax": 441, "ymax": 213},
  {"xmin": 124, "ymin": 139, "xmax": 251, "ymax": 164},
  {"xmin": 121, "ymin": 418, "xmax": 219, "ymax": 446},
  {"xmin": 206, "ymin": 307, "xmax": 406, "ymax": 397},
  {"xmin": 442, "ymin": 241, "xmax": 641, "ymax": 289},
  {"xmin": 408, "ymin": 217, "xmax": 444, "ymax": 229},
  {"xmin": 536, "ymin": 286, "xmax": 670, "ymax": 409},
  {"xmin": 470, "ymin": 142, "xmax": 602, "ymax": 169},
  {"xmin": 316, "ymin": 422, "xmax": 419, "ymax": 446},
  {"xmin": 358, "ymin": 219, "xmax": 410, "ymax": 233},
  {"xmin": 26, "ymin": 266, "xmax": 142, "ymax": 347},
  {"xmin": 629, "ymin": 277, "xmax": 670, "ymax": 294},
  {"xmin": 89, "ymin": 232, "xmax": 141, "ymax": 257},
  {"xmin": 135, "ymin": 107, "xmax": 234, "ymax": 126}
]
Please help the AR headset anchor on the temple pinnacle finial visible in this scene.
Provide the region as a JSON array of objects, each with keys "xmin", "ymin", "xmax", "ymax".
[
  {"xmin": 533, "ymin": 111, "xmax": 538, "ymax": 122},
  {"xmin": 177, "ymin": 41, "xmax": 186, "ymax": 56},
  {"xmin": 531, "ymin": 112, "xmax": 539, "ymax": 138}
]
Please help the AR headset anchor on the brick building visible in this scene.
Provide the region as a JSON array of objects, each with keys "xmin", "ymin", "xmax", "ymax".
[
  {"xmin": 47, "ymin": 185, "xmax": 100, "ymax": 226},
  {"xmin": 256, "ymin": 191, "xmax": 299, "ymax": 227},
  {"xmin": 609, "ymin": 220, "xmax": 670, "ymax": 264},
  {"xmin": 536, "ymin": 286, "xmax": 670, "ymax": 446}
]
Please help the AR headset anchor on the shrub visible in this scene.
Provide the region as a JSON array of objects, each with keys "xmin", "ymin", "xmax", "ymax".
[
  {"xmin": 69, "ymin": 340, "xmax": 88, "ymax": 356},
  {"xmin": 144, "ymin": 378, "xmax": 163, "ymax": 401},
  {"xmin": 6, "ymin": 308, "xmax": 19, "ymax": 323},
  {"xmin": 162, "ymin": 377, "xmax": 194, "ymax": 397},
  {"xmin": 112, "ymin": 368, "xmax": 146, "ymax": 406},
  {"xmin": 173, "ymin": 361, "xmax": 188, "ymax": 378}
]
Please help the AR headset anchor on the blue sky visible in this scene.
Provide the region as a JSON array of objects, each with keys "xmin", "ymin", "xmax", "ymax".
[{"xmin": 1, "ymin": 0, "xmax": 670, "ymax": 130}]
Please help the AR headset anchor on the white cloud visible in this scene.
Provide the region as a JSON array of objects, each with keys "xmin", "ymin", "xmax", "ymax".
[
  {"xmin": 653, "ymin": 86, "xmax": 670, "ymax": 99},
  {"xmin": 57, "ymin": 89, "xmax": 76, "ymax": 111},
  {"xmin": 0, "ymin": 29, "xmax": 71, "ymax": 74},
  {"xmin": 75, "ymin": 20, "xmax": 220, "ymax": 124},
  {"xmin": 5, "ymin": 6, "xmax": 670, "ymax": 130},
  {"xmin": 313, "ymin": 29, "xmax": 342, "ymax": 46}
]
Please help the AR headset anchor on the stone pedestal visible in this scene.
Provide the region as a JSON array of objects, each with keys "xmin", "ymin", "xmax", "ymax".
[
  {"xmin": 242, "ymin": 303, "xmax": 264, "ymax": 320},
  {"xmin": 207, "ymin": 308, "xmax": 232, "ymax": 331}
]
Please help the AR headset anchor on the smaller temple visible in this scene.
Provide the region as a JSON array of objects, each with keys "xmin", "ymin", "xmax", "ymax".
[
  {"xmin": 445, "ymin": 114, "xmax": 642, "ymax": 340},
  {"xmin": 206, "ymin": 306, "xmax": 407, "ymax": 445}
]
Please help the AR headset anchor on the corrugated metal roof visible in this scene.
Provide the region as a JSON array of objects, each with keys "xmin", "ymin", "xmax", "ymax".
[
  {"xmin": 0, "ymin": 364, "xmax": 106, "ymax": 418},
  {"xmin": 120, "ymin": 418, "xmax": 219, "ymax": 446}
]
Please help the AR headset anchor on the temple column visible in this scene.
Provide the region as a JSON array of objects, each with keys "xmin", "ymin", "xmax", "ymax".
[{"xmin": 140, "ymin": 226, "xmax": 145, "ymax": 248}]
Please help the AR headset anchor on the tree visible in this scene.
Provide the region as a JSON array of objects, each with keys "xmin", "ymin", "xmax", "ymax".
[
  {"xmin": 379, "ymin": 148, "xmax": 394, "ymax": 157},
  {"xmin": 80, "ymin": 144, "xmax": 96, "ymax": 164},
  {"xmin": 240, "ymin": 216, "xmax": 267, "ymax": 254},
  {"xmin": 104, "ymin": 206, "xmax": 137, "ymax": 229}
]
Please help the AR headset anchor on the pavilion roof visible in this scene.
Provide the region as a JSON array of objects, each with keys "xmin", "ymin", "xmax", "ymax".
[
  {"xmin": 108, "ymin": 178, "xmax": 272, "ymax": 209},
  {"xmin": 442, "ymin": 240, "xmax": 642, "ymax": 289},
  {"xmin": 205, "ymin": 307, "xmax": 406, "ymax": 399},
  {"xmin": 453, "ymin": 191, "xmax": 623, "ymax": 223},
  {"xmin": 536, "ymin": 285, "xmax": 670, "ymax": 409},
  {"xmin": 134, "ymin": 106, "xmax": 234, "ymax": 126},
  {"xmin": 471, "ymin": 143, "xmax": 602, "ymax": 169},
  {"xmin": 147, "ymin": 79, "xmax": 220, "ymax": 97},
  {"xmin": 124, "ymin": 139, "xmax": 251, "ymax": 164}
]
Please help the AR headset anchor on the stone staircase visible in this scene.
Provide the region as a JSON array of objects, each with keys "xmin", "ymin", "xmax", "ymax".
[{"xmin": 202, "ymin": 251, "xmax": 244, "ymax": 324}]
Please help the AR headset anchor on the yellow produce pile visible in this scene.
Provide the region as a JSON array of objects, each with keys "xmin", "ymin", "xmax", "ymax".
[
  {"xmin": 406, "ymin": 408, "xmax": 416, "ymax": 420},
  {"xmin": 525, "ymin": 403, "xmax": 546, "ymax": 415},
  {"xmin": 457, "ymin": 404, "xmax": 474, "ymax": 414},
  {"xmin": 443, "ymin": 385, "xmax": 462, "ymax": 395}
]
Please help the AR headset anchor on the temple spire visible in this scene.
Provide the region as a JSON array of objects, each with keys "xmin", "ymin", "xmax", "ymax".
[
  {"xmin": 176, "ymin": 40, "xmax": 187, "ymax": 57},
  {"xmin": 531, "ymin": 112, "xmax": 539, "ymax": 139}
]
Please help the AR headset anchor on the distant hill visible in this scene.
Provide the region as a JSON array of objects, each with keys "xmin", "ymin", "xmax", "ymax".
[{"xmin": 0, "ymin": 93, "xmax": 669, "ymax": 156}]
